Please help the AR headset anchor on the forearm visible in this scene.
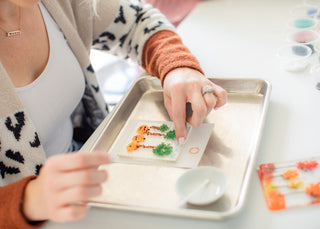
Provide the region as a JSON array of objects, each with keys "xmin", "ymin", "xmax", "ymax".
[
  {"xmin": 0, "ymin": 176, "xmax": 44, "ymax": 229},
  {"xmin": 141, "ymin": 30, "xmax": 204, "ymax": 85}
]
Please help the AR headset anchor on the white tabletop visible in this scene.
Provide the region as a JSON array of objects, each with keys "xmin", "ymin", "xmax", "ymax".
[{"xmin": 43, "ymin": 0, "xmax": 320, "ymax": 228}]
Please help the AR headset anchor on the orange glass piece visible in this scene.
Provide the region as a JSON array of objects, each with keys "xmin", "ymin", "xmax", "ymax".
[
  {"xmin": 258, "ymin": 163, "xmax": 275, "ymax": 179},
  {"xmin": 266, "ymin": 190, "xmax": 286, "ymax": 211},
  {"xmin": 282, "ymin": 169, "xmax": 299, "ymax": 180},
  {"xmin": 132, "ymin": 134, "xmax": 145, "ymax": 143},
  {"xmin": 137, "ymin": 125, "xmax": 149, "ymax": 135},
  {"xmin": 126, "ymin": 142, "xmax": 139, "ymax": 152},
  {"xmin": 305, "ymin": 182, "xmax": 320, "ymax": 198},
  {"xmin": 296, "ymin": 160, "xmax": 318, "ymax": 170}
]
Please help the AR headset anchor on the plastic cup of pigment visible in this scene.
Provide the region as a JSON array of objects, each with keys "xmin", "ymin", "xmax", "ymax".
[
  {"xmin": 277, "ymin": 44, "xmax": 312, "ymax": 72},
  {"xmin": 304, "ymin": 0, "xmax": 320, "ymax": 7},
  {"xmin": 303, "ymin": 0, "xmax": 320, "ymax": 19},
  {"xmin": 288, "ymin": 30, "xmax": 319, "ymax": 53},
  {"xmin": 289, "ymin": 17, "xmax": 317, "ymax": 29},
  {"xmin": 310, "ymin": 62, "xmax": 320, "ymax": 79},
  {"xmin": 290, "ymin": 5, "xmax": 318, "ymax": 18}
]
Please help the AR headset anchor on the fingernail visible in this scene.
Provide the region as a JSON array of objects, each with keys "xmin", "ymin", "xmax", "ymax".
[
  {"xmin": 108, "ymin": 154, "xmax": 117, "ymax": 163},
  {"xmin": 179, "ymin": 137, "xmax": 185, "ymax": 145}
]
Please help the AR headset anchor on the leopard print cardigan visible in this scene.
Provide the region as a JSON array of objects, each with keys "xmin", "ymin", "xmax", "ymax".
[{"xmin": 0, "ymin": 0, "xmax": 174, "ymax": 186}]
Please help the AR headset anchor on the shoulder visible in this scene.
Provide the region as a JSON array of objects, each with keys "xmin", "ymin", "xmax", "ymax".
[
  {"xmin": 42, "ymin": 0, "xmax": 120, "ymax": 31},
  {"xmin": 43, "ymin": 0, "xmax": 120, "ymax": 18}
]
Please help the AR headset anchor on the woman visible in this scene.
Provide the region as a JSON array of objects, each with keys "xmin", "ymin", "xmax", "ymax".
[{"xmin": 0, "ymin": 0, "xmax": 227, "ymax": 228}]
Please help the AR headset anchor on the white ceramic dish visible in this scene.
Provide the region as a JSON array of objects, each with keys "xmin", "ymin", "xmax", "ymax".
[{"xmin": 176, "ymin": 166, "xmax": 228, "ymax": 206}]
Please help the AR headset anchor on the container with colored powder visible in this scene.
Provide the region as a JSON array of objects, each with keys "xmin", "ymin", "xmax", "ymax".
[
  {"xmin": 290, "ymin": 5, "xmax": 318, "ymax": 18},
  {"xmin": 289, "ymin": 18, "xmax": 317, "ymax": 29},
  {"xmin": 277, "ymin": 44, "xmax": 312, "ymax": 72},
  {"xmin": 288, "ymin": 30, "xmax": 319, "ymax": 53},
  {"xmin": 304, "ymin": 0, "xmax": 320, "ymax": 7},
  {"xmin": 310, "ymin": 62, "xmax": 320, "ymax": 79}
]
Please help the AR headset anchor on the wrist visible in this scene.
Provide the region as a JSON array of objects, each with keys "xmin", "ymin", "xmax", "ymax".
[
  {"xmin": 22, "ymin": 177, "xmax": 47, "ymax": 222},
  {"xmin": 163, "ymin": 67, "xmax": 204, "ymax": 89}
]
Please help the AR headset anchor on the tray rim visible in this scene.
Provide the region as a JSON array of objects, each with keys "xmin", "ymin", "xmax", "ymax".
[{"xmin": 83, "ymin": 76, "xmax": 272, "ymax": 220}]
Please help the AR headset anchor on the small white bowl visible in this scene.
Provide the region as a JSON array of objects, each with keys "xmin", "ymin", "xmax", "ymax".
[{"xmin": 176, "ymin": 166, "xmax": 228, "ymax": 206}]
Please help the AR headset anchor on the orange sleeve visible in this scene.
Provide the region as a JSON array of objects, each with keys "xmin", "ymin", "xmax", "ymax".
[
  {"xmin": 141, "ymin": 30, "xmax": 204, "ymax": 86},
  {"xmin": 0, "ymin": 176, "xmax": 45, "ymax": 229}
]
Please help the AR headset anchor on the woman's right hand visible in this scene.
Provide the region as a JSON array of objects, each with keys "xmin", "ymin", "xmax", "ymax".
[{"xmin": 22, "ymin": 152, "xmax": 111, "ymax": 223}]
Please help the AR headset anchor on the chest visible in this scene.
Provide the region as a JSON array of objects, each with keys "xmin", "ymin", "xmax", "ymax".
[
  {"xmin": 0, "ymin": 5, "xmax": 49, "ymax": 87},
  {"xmin": 15, "ymin": 3, "xmax": 85, "ymax": 155}
]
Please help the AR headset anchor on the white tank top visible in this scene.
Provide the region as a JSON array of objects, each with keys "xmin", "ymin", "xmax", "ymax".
[{"xmin": 16, "ymin": 3, "xmax": 85, "ymax": 157}]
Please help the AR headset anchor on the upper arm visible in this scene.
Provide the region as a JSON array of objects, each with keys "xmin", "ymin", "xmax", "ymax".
[{"xmin": 91, "ymin": 0, "xmax": 175, "ymax": 64}]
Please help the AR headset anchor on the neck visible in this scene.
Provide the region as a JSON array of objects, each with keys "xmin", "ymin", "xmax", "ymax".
[{"xmin": 0, "ymin": 1, "xmax": 20, "ymax": 24}]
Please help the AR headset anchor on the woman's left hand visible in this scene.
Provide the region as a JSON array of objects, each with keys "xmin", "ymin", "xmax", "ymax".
[{"xmin": 163, "ymin": 68, "xmax": 227, "ymax": 144}]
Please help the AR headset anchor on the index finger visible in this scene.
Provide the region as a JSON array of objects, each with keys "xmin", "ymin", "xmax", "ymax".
[{"xmin": 170, "ymin": 93, "xmax": 187, "ymax": 143}]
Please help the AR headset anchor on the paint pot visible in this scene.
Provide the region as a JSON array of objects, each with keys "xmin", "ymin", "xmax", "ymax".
[
  {"xmin": 277, "ymin": 44, "xmax": 312, "ymax": 72},
  {"xmin": 293, "ymin": 18, "xmax": 316, "ymax": 29},
  {"xmin": 292, "ymin": 45, "xmax": 311, "ymax": 56},
  {"xmin": 288, "ymin": 30, "xmax": 319, "ymax": 53},
  {"xmin": 291, "ymin": 5, "xmax": 318, "ymax": 18},
  {"xmin": 304, "ymin": 0, "xmax": 320, "ymax": 7},
  {"xmin": 310, "ymin": 63, "xmax": 320, "ymax": 79},
  {"xmin": 289, "ymin": 17, "xmax": 318, "ymax": 30}
]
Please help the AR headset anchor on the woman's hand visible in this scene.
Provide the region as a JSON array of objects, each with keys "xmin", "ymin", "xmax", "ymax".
[
  {"xmin": 22, "ymin": 152, "xmax": 112, "ymax": 223},
  {"xmin": 163, "ymin": 68, "xmax": 227, "ymax": 143}
]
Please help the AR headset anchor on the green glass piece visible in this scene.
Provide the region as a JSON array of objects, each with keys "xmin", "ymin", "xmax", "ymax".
[
  {"xmin": 153, "ymin": 143, "xmax": 173, "ymax": 156},
  {"xmin": 164, "ymin": 130, "xmax": 176, "ymax": 140},
  {"xmin": 159, "ymin": 124, "xmax": 169, "ymax": 132}
]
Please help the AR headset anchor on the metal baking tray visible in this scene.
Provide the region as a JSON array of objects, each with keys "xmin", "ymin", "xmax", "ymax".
[{"xmin": 84, "ymin": 76, "xmax": 271, "ymax": 220}]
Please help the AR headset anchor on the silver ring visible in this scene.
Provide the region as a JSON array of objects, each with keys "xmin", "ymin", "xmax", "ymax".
[{"xmin": 202, "ymin": 85, "xmax": 214, "ymax": 96}]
